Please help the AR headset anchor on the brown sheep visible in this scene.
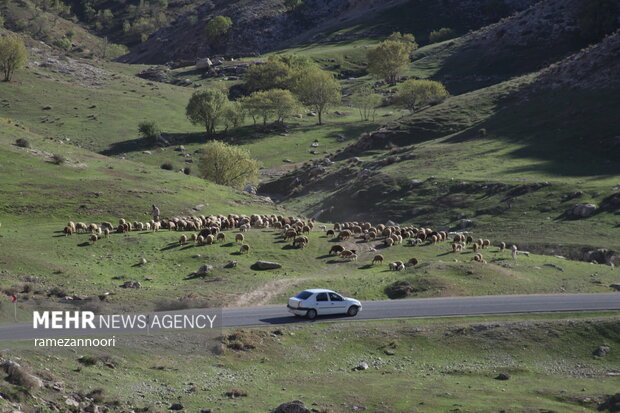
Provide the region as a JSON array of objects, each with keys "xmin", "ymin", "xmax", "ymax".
[
  {"xmin": 196, "ymin": 235, "xmax": 204, "ymax": 245},
  {"xmin": 482, "ymin": 239, "xmax": 491, "ymax": 249},
  {"xmin": 239, "ymin": 244, "xmax": 250, "ymax": 254},
  {"xmin": 408, "ymin": 257, "xmax": 419, "ymax": 266},
  {"xmin": 340, "ymin": 250, "xmax": 356, "ymax": 260},
  {"xmin": 329, "ymin": 245, "xmax": 345, "ymax": 255},
  {"xmin": 326, "ymin": 229, "xmax": 335, "ymax": 238},
  {"xmin": 389, "ymin": 261, "xmax": 405, "ymax": 271},
  {"xmin": 63, "ymin": 225, "xmax": 73, "ymax": 236},
  {"xmin": 338, "ymin": 230, "xmax": 352, "ymax": 241},
  {"xmin": 205, "ymin": 234, "xmax": 215, "ymax": 245},
  {"xmin": 466, "ymin": 235, "xmax": 473, "ymax": 244},
  {"xmin": 472, "ymin": 243, "xmax": 479, "ymax": 252},
  {"xmin": 372, "ymin": 254, "xmax": 384, "ymax": 265},
  {"xmin": 179, "ymin": 234, "xmax": 188, "ymax": 245},
  {"xmin": 190, "ymin": 233, "xmax": 198, "ymax": 242},
  {"xmin": 103, "ymin": 228, "xmax": 110, "ymax": 238},
  {"xmin": 499, "ymin": 242, "xmax": 506, "ymax": 251},
  {"xmin": 302, "ymin": 225, "xmax": 311, "ymax": 234},
  {"xmin": 384, "ymin": 237, "xmax": 394, "ymax": 247},
  {"xmin": 89, "ymin": 234, "xmax": 98, "ymax": 244},
  {"xmin": 217, "ymin": 233, "xmax": 226, "ymax": 242},
  {"xmin": 235, "ymin": 233, "xmax": 245, "ymax": 243}
]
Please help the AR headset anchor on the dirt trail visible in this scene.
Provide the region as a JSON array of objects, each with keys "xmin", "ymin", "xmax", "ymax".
[{"xmin": 232, "ymin": 277, "xmax": 306, "ymax": 307}]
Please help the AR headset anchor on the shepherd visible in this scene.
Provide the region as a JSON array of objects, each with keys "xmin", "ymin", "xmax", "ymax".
[{"xmin": 151, "ymin": 204, "xmax": 160, "ymax": 222}]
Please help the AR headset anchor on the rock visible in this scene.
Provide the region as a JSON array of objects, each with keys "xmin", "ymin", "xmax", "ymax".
[
  {"xmin": 384, "ymin": 350, "xmax": 395, "ymax": 355},
  {"xmin": 385, "ymin": 220, "xmax": 398, "ymax": 227},
  {"xmin": 354, "ymin": 361, "xmax": 369, "ymax": 371},
  {"xmin": 283, "ymin": 159, "xmax": 293, "ymax": 163},
  {"xmin": 65, "ymin": 397, "xmax": 80, "ymax": 407},
  {"xmin": 611, "ymin": 284, "xmax": 620, "ymax": 291},
  {"xmin": 175, "ymin": 145, "xmax": 185, "ymax": 152},
  {"xmin": 309, "ymin": 166, "xmax": 325, "ymax": 176},
  {"xmin": 169, "ymin": 403, "xmax": 184, "ymax": 411},
  {"xmin": 254, "ymin": 261, "xmax": 282, "ymax": 270},
  {"xmin": 569, "ymin": 203, "xmax": 597, "ymax": 218},
  {"xmin": 197, "ymin": 264, "xmax": 214, "ymax": 275},
  {"xmin": 594, "ymin": 345, "xmax": 611, "ymax": 357},
  {"xmin": 143, "ymin": 151, "xmax": 152, "ymax": 155},
  {"xmin": 409, "ymin": 179, "xmax": 422, "ymax": 187},
  {"xmin": 244, "ymin": 185, "xmax": 257, "ymax": 194},
  {"xmin": 224, "ymin": 260, "xmax": 238, "ymax": 268},
  {"xmin": 196, "ymin": 57, "xmax": 213, "ymax": 69},
  {"xmin": 274, "ymin": 400, "xmax": 311, "ymax": 413},
  {"xmin": 42, "ymin": 105, "xmax": 52, "ymax": 110},
  {"xmin": 307, "ymin": 112, "xmax": 317, "ymax": 117},
  {"xmin": 495, "ymin": 373, "xmax": 510, "ymax": 380},
  {"xmin": 120, "ymin": 281, "xmax": 141, "ymax": 288},
  {"xmin": 459, "ymin": 219, "xmax": 475, "ymax": 229}
]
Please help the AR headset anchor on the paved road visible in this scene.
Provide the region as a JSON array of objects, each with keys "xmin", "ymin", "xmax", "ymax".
[{"xmin": 0, "ymin": 293, "xmax": 618, "ymax": 341}]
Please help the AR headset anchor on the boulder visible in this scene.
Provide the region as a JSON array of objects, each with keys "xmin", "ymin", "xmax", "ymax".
[
  {"xmin": 610, "ymin": 284, "xmax": 620, "ymax": 291},
  {"xmin": 224, "ymin": 260, "xmax": 238, "ymax": 268},
  {"xmin": 569, "ymin": 203, "xmax": 597, "ymax": 218},
  {"xmin": 385, "ymin": 220, "xmax": 398, "ymax": 227},
  {"xmin": 495, "ymin": 373, "xmax": 510, "ymax": 380},
  {"xmin": 254, "ymin": 261, "xmax": 282, "ymax": 270},
  {"xmin": 244, "ymin": 185, "xmax": 257, "ymax": 194},
  {"xmin": 354, "ymin": 361, "xmax": 369, "ymax": 371},
  {"xmin": 121, "ymin": 281, "xmax": 141, "ymax": 288},
  {"xmin": 169, "ymin": 403, "xmax": 184, "ymax": 411},
  {"xmin": 196, "ymin": 57, "xmax": 213, "ymax": 69},
  {"xmin": 459, "ymin": 219, "xmax": 475, "ymax": 229},
  {"xmin": 197, "ymin": 264, "xmax": 214, "ymax": 274},
  {"xmin": 594, "ymin": 345, "xmax": 611, "ymax": 357},
  {"xmin": 274, "ymin": 400, "xmax": 311, "ymax": 413}
]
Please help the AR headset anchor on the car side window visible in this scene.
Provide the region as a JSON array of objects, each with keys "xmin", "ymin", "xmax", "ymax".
[
  {"xmin": 316, "ymin": 293, "xmax": 328, "ymax": 302},
  {"xmin": 329, "ymin": 293, "xmax": 343, "ymax": 301}
]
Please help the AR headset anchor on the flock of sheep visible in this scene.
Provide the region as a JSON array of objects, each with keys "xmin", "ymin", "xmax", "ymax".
[{"xmin": 61, "ymin": 215, "xmax": 515, "ymax": 270}]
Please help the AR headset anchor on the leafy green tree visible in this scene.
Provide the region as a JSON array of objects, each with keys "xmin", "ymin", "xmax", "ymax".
[
  {"xmin": 351, "ymin": 86, "xmax": 382, "ymax": 121},
  {"xmin": 395, "ymin": 79, "xmax": 449, "ymax": 112},
  {"xmin": 292, "ymin": 68, "xmax": 341, "ymax": 125},
  {"xmin": 205, "ymin": 15, "xmax": 232, "ymax": 38},
  {"xmin": 198, "ymin": 140, "xmax": 260, "ymax": 187},
  {"xmin": 241, "ymin": 89, "xmax": 298, "ymax": 125},
  {"xmin": 244, "ymin": 54, "xmax": 315, "ymax": 92},
  {"xmin": 222, "ymin": 101, "xmax": 245, "ymax": 132},
  {"xmin": 429, "ymin": 28, "xmax": 455, "ymax": 44},
  {"xmin": 186, "ymin": 89, "xmax": 229, "ymax": 135},
  {"xmin": 0, "ymin": 35, "xmax": 28, "ymax": 82},
  {"xmin": 367, "ymin": 36, "xmax": 417, "ymax": 83},
  {"xmin": 387, "ymin": 32, "xmax": 417, "ymax": 45},
  {"xmin": 138, "ymin": 121, "xmax": 161, "ymax": 143}
]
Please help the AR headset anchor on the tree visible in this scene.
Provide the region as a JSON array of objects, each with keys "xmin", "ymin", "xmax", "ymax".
[
  {"xmin": 0, "ymin": 35, "xmax": 28, "ymax": 82},
  {"xmin": 241, "ymin": 89, "xmax": 298, "ymax": 125},
  {"xmin": 351, "ymin": 86, "xmax": 382, "ymax": 121},
  {"xmin": 138, "ymin": 121, "xmax": 161, "ymax": 143},
  {"xmin": 367, "ymin": 38, "xmax": 417, "ymax": 84},
  {"xmin": 429, "ymin": 28, "xmax": 455, "ymax": 44},
  {"xmin": 387, "ymin": 32, "xmax": 417, "ymax": 46},
  {"xmin": 222, "ymin": 101, "xmax": 245, "ymax": 132},
  {"xmin": 395, "ymin": 79, "xmax": 449, "ymax": 112},
  {"xmin": 186, "ymin": 89, "xmax": 229, "ymax": 135},
  {"xmin": 205, "ymin": 15, "xmax": 232, "ymax": 38},
  {"xmin": 198, "ymin": 140, "xmax": 260, "ymax": 187},
  {"xmin": 244, "ymin": 54, "xmax": 315, "ymax": 92},
  {"xmin": 292, "ymin": 68, "xmax": 341, "ymax": 125}
]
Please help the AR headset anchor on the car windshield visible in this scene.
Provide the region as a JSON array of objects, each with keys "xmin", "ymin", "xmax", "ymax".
[{"xmin": 295, "ymin": 291, "xmax": 313, "ymax": 300}]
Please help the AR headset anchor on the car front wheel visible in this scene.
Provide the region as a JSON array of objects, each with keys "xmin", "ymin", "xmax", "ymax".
[
  {"xmin": 306, "ymin": 309, "xmax": 317, "ymax": 320},
  {"xmin": 347, "ymin": 306, "xmax": 359, "ymax": 317}
]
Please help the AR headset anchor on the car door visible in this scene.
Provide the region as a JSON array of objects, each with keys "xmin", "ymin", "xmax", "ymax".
[
  {"xmin": 328, "ymin": 292, "xmax": 347, "ymax": 314},
  {"xmin": 315, "ymin": 292, "xmax": 331, "ymax": 315}
]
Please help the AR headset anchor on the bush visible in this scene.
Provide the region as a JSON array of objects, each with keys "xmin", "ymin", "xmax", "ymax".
[
  {"xmin": 15, "ymin": 138, "xmax": 30, "ymax": 148},
  {"xmin": 138, "ymin": 121, "xmax": 161, "ymax": 143},
  {"xmin": 205, "ymin": 16, "xmax": 232, "ymax": 38},
  {"xmin": 160, "ymin": 162, "xmax": 174, "ymax": 170},
  {"xmin": 51, "ymin": 154, "xmax": 66, "ymax": 165},
  {"xmin": 53, "ymin": 37, "xmax": 72, "ymax": 51},
  {"xmin": 78, "ymin": 356, "xmax": 98, "ymax": 366},
  {"xmin": 429, "ymin": 27, "xmax": 455, "ymax": 44}
]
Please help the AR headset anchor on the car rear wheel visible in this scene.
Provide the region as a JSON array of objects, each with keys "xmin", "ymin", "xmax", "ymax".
[
  {"xmin": 347, "ymin": 306, "xmax": 359, "ymax": 317},
  {"xmin": 306, "ymin": 309, "xmax": 317, "ymax": 320}
]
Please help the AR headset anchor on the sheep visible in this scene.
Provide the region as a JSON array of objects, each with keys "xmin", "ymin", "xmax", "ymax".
[
  {"xmin": 364, "ymin": 232, "xmax": 376, "ymax": 242},
  {"xmin": 145, "ymin": 222, "xmax": 151, "ymax": 231},
  {"xmin": 338, "ymin": 230, "xmax": 352, "ymax": 241},
  {"xmin": 168, "ymin": 222, "xmax": 176, "ymax": 231},
  {"xmin": 340, "ymin": 250, "xmax": 357, "ymax": 260},
  {"xmin": 407, "ymin": 257, "xmax": 419, "ymax": 266},
  {"xmin": 103, "ymin": 228, "xmax": 110, "ymax": 238},
  {"xmin": 239, "ymin": 244, "xmax": 250, "ymax": 254},
  {"xmin": 119, "ymin": 218, "xmax": 126, "ymax": 226},
  {"xmin": 196, "ymin": 235, "xmax": 204, "ymax": 245},
  {"xmin": 326, "ymin": 229, "xmax": 335, "ymax": 238},
  {"xmin": 466, "ymin": 235, "xmax": 473, "ymax": 244},
  {"xmin": 239, "ymin": 223, "xmax": 250, "ymax": 232},
  {"xmin": 89, "ymin": 234, "xmax": 98, "ymax": 244},
  {"xmin": 347, "ymin": 253, "xmax": 358, "ymax": 261},
  {"xmin": 319, "ymin": 225, "xmax": 327, "ymax": 231},
  {"xmin": 179, "ymin": 234, "xmax": 188, "ymax": 245},
  {"xmin": 302, "ymin": 225, "xmax": 311, "ymax": 234},
  {"xmin": 499, "ymin": 242, "xmax": 506, "ymax": 251},
  {"xmin": 284, "ymin": 230, "xmax": 298, "ymax": 241},
  {"xmin": 293, "ymin": 236, "xmax": 309, "ymax": 248},
  {"xmin": 384, "ymin": 237, "xmax": 394, "ymax": 247},
  {"xmin": 205, "ymin": 234, "xmax": 214, "ymax": 245},
  {"xmin": 76, "ymin": 222, "xmax": 87, "ymax": 233},
  {"xmin": 472, "ymin": 253, "xmax": 487, "ymax": 264},
  {"xmin": 101, "ymin": 222, "xmax": 113, "ymax": 231},
  {"xmin": 389, "ymin": 261, "xmax": 405, "ymax": 271},
  {"xmin": 63, "ymin": 225, "xmax": 74, "ymax": 236},
  {"xmin": 472, "ymin": 243, "xmax": 479, "ymax": 253},
  {"xmin": 217, "ymin": 233, "xmax": 226, "ymax": 242},
  {"xmin": 235, "ymin": 233, "xmax": 245, "ymax": 243},
  {"xmin": 189, "ymin": 233, "xmax": 198, "ymax": 242},
  {"xmin": 152, "ymin": 222, "xmax": 161, "ymax": 232},
  {"xmin": 372, "ymin": 254, "xmax": 384, "ymax": 265},
  {"xmin": 511, "ymin": 245, "xmax": 518, "ymax": 260},
  {"xmin": 482, "ymin": 239, "xmax": 491, "ymax": 249},
  {"xmin": 329, "ymin": 245, "xmax": 345, "ymax": 255},
  {"xmin": 451, "ymin": 243, "xmax": 459, "ymax": 253}
]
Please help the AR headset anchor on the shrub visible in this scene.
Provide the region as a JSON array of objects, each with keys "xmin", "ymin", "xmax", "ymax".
[
  {"xmin": 53, "ymin": 37, "xmax": 72, "ymax": 51},
  {"xmin": 160, "ymin": 162, "xmax": 174, "ymax": 170},
  {"xmin": 51, "ymin": 154, "xmax": 66, "ymax": 165},
  {"xmin": 48, "ymin": 286, "xmax": 67, "ymax": 297},
  {"xmin": 205, "ymin": 16, "xmax": 232, "ymax": 38},
  {"xmin": 78, "ymin": 356, "xmax": 98, "ymax": 366},
  {"xmin": 15, "ymin": 138, "xmax": 30, "ymax": 148},
  {"xmin": 198, "ymin": 140, "xmax": 260, "ymax": 187},
  {"xmin": 138, "ymin": 121, "xmax": 161, "ymax": 143},
  {"xmin": 429, "ymin": 27, "xmax": 455, "ymax": 44}
]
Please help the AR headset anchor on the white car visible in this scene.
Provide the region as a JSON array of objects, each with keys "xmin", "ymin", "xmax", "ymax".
[{"xmin": 287, "ymin": 289, "xmax": 362, "ymax": 319}]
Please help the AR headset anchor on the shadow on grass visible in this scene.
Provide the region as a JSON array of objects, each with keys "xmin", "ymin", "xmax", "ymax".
[
  {"xmin": 77, "ymin": 242, "xmax": 91, "ymax": 247},
  {"xmin": 357, "ymin": 264, "xmax": 374, "ymax": 270},
  {"xmin": 160, "ymin": 243, "xmax": 179, "ymax": 251}
]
